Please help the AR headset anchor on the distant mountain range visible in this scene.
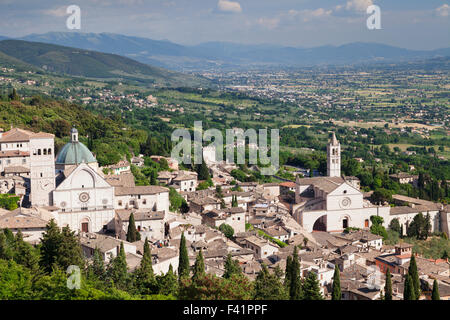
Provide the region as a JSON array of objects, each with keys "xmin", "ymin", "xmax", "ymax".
[
  {"xmin": 0, "ymin": 39, "xmax": 211, "ymax": 87},
  {"xmin": 11, "ymin": 32, "xmax": 450, "ymax": 71}
]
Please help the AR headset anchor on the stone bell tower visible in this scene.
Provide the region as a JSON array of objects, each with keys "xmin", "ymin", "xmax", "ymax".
[{"xmin": 327, "ymin": 132, "xmax": 341, "ymax": 177}]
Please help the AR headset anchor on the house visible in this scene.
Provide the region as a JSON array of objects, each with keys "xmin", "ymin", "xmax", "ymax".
[
  {"xmin": 189, "ymin": 196, "xmax": 221, "ymax": 213},
  {"xmin": 171, "ymin": 171, "xmax": 197, "ymax": 192},
  {"xmin": 242, "ymin": 235, "xmax": 279, "ymax": 259},
  {"xmin": 114, "ymin": 186, "xmax": 169, "ymax": 213},
  {"xmin": 79, "ymin": 233, "xmax": 137, "ymax": 263},
  {"xmin": 0, "ymin": 208, "xmax": 49, "ymax": 243},
  {"xmin": 115, "ymin": 209, "xmax": 165, "ymax": 240},
  {"xmin": 280, "ymin": 181, "xmax": 296, "ymax": 196}
]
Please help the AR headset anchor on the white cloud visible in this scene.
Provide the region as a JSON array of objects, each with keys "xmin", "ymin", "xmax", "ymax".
[
  {"xmin": 435, "ymin": 4, "xmax": 450, "ymax": 17},
  {"xmin": 257, "ymin": 17, "xmax": 280, "ymax": 30},
  {"xmin": 346, "ymin": 0, "xmax": 373, "ymax": 12},
  {"xmin": 42, "ymin": 6, "xmax": 67, "ymax": 17},
  {"xmin": 288, "ymin": 8, "xmax": 332, "ymax": 22},
  {"xmin": 217, "ymin": 0, "xmax": 242, "ymax": 13}
]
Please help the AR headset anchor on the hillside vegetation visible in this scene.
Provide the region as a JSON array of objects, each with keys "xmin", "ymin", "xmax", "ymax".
[
  {"xmin": 0, "ymin": 40, "xmax": 211, "ymax": 87},
  {"xmin": 0, "ymin": 94, "xmax": 147, "ymax": 166}
]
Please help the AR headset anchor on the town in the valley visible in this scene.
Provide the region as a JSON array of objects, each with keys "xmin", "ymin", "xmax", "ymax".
[{"xmin": 0, "ymin": 125, "xmax": 448, "ymax": 300}]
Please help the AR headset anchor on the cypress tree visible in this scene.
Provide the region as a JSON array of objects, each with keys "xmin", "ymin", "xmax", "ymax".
[
  {"xmin": 403, "ymin": 274, "xmax": 415, "ymax": 300},
  {"xmin": 431, "ymin": 279, "xmax": 440, "ymax": 300},
  {"xmin": 408, "ymin": 254, "xmax": 420, "ymax": 300},
  {"xmin": 39, "ymin": 219, "xmax": 62, "ymax": 273},
  {"xmin": 302, "ymin": 271, "xmax": 323, "ymax": 300},
  {"xmin": 288, "ymin": 246, "xmax": 302, "ymax": 300},
  {"xmin": 284, "ymin": 255, "xmax": 292, "ymax": 288},
  {"xmin": 107, "ymin": 242, "xmax": 128, "ymax": 290},
  {"xmin": 178, "ymin": 232, "xmax": 190, "ymax": 280},
  {"xmin": 384, "ymin": 268, "xmax": 393, "ymax": 300},
  {"xmin": 331, "ymin": 264, "xmax": 341, "ymax": 300},
  {"xmin": 192, "ymin": 249, "xmax": 205, "ymax": 281},
  {"xmin": 126, "ymin": 212, "xmax": 139, "ymax": 242},
  {"xmin": 136, "ymin": 237, "xmax": 154, "ymax": 284},
  {"xmin": 90, "ymin": 248, "xmax": 105, "ymax": 280},
  {"xmin": 223, "ymin": 253, "xmax": 241, "ymax": 278}
]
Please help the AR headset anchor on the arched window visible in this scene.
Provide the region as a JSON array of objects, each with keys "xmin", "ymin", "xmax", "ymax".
[
  {"xmin": 37, "ymin": 149, "xmax": 41, "ymax": 155},
  {"xmin": 43, "ymin": 149, "xmax": 47, "ymax": 155},
  {"xmin": 48, "ymin": 148, "xmax": 52, "ymax": 155}
]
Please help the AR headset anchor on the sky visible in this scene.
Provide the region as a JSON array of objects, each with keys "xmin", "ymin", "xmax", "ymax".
[{"xmin": 0, "ymin": 0, "xmax": 449, "ymax": 50}]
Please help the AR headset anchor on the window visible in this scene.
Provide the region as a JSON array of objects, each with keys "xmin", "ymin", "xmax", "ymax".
[
  {"xmin": 343, "ymin": 190, "xmax": 347, "ymax": 194},
  {"xmin": 40, "ymin": 173, "xmax": 43, "ymax": 177},
  {"xmin": 48, "ymin": 148, "xmax": 51, "ymax": 155},
  {"xmin": 22, "ymin": 158, "xmax": 26, "ymax": 164},
  {"xmin": 143, "ymin": 199, "xmax": 147, "ymax": 205},
  {"xmin": 38, "ymin": 149, "xmax": 41, "ymax": 155},
  {"xmin": 118, "ymin": 200, "xmax": 122, "ymax": 206},
  {"xmin": 43, "ymin": 149, "xmax": 47, "ymax": 155}
]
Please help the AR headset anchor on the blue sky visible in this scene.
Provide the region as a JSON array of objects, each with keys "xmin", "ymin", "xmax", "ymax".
[{"xmin": 0, "ymin": 0, "xmax": 449, "ymax": 49}]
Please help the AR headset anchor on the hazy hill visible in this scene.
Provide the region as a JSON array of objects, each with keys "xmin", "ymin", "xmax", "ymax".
[
  {"xmin": 0, "ymin": 39, "xmax": 211, "ymax": 87},
  {"xmin": 20, "ymin": 32, "xmax": 450, "ymax": 71}
]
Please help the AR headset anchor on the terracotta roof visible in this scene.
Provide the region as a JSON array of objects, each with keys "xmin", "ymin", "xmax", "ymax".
[
  {"xmin": 4, "ymin": 166, "xmax": 30, "ymax": 173},
  {"xmin": 0, "ymin": 150, "xmax": 29, "ymax": 158},
  {"xmin": 280, "ymin": 181, "xmax": 296, "ymax": 188},
  {"xmin": 116, "ymin": 209, "xmax": 165, "ymax": 221},
  {"xmin": 0, "ymin": 128, "xmax": 53, "ymax": 142},
  {"xmin": 114, "ymin": 185, "xmax": 169, "ymax": 196},
  {"xmin": 0, "ymin": 212, "xmax": 48, "ymax": 229},
  {"xmin": 296, "ymin": 176, "xmax": 346, "ymax": 193}
]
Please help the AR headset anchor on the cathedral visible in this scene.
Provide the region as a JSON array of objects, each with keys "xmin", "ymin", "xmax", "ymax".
[
  {"xmin": 293, "ymin": 133, "xmax": 447, "ymax": 235},
  {"xmin": 0, "ymin": 127, "xmax": 170, "ymax": 235}
]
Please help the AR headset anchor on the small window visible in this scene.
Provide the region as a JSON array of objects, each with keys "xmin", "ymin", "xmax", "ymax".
[
  {"xmin": 38, "ymin": 149, "xmax": 41, "ymax": 155},
  {"xmin": 343, "ymin": 190, "xmax": 347, "ymax": 194},
  {"xmin": 48, "ymin": 148, "xmax": 52, "ymax": 155},
  {"xmin": 118, "ymin": 200, "xmax": 122, "ymax": 206}
]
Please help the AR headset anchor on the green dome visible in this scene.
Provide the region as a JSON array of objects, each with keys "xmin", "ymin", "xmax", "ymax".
[{"xmin": 56, "ymin": 129, "xmax": 96, "ymax": 165}]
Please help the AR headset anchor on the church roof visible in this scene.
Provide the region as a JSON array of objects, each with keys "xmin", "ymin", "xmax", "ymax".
[
  {"xmin": 296, "ymin": 176, "xmax": 345, "ymax": 194},
  {"xmin": 0, "ymin": 128, "xmax": 53, "ymax": 143},
  {"xmin": 55, "ymin": 140, "xmax": 96, "ymax": 165}
]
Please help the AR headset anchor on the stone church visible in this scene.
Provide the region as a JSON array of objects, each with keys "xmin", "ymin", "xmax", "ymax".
[
  {"xmin": 0, "ymin": 127, "xmax": 170, "ymax": 234},
  {"xmin": 293, "ymin": 133, "xmax": 448, "ymax": 235}
]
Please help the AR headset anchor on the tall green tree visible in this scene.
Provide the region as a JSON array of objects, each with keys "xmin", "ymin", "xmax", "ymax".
[
  {"xmin": 331, "ymin": 265, "xmax": 341, "ymax": 300},
  {"xmin": 384, "ymin": 268, "xmax": 392, "ymax": 300},
  {"xmin": 254, "ymin": 265, "xmax": 288, "ymax": 300},
  {"xmin": 431, "ymin": 279, "xmax": 440, "ymax": 300},
  {"xmin": 126, "ymin": 212, "xmax": 140, "ymax": 242},
  {"xmin": 13, "ymin": 231, "xmax": 40, "ymax": 275},
  {"xmin": 223, "ymin": 253, "xmax": 242, "ymax": 279},
  {"xmin": 135, "ymin": 238, "xmax": 154, "ymax": 292},
  {"xmin": 178, "ymin": 232, "xmax": 190, "ymax": 280},
  {"xmin": 107, "ymin": 242, "xmax": 128, "ymax": 290},
  {"xmin": 408, "ymin": 254, "xmax": 420, "ymax": 300},
  {"xmin": 403, "ymin": 274, "xmax": 416, "ymax": 300},
  {"xmin": 40, "ymin": 220, "xmax": 84, "ymax": 273},
  {"xmin": 287, "ymin": 246, "xmax": 302, "ymax": 300},
  {"xmin": 88, "ymin": 248, "xmax": 105, "ymax": 281},
  {"xmin": 192, "ymin": 249, "xmax": 205, "ymax": 282},
  {"xmin": 302, "ymin": 271, "xmax": 323, "ymax": 300}
]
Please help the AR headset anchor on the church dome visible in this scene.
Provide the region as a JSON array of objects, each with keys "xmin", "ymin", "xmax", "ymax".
[{"xmin": 55, "ymin": 128, "xmax": 96, "ymax": 165}]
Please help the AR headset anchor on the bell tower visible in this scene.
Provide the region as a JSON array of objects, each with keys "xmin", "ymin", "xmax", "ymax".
[
  {"xmin": 327, "ymin": 132, "xmax": 341, "ymax": 177},
  {"xmin": 30, "ymin": 133, "xmax": 56, "ymax": 206}
]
